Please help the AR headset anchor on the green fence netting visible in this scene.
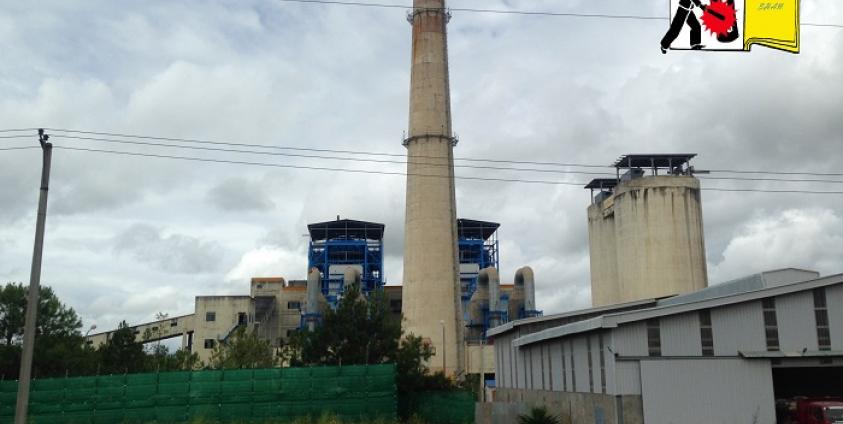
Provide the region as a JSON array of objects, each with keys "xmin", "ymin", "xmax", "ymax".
[
  {"xmin": 398, "ymin": 391, "xmax": 475, "ymax": 424},
  {"xmin": 0, "ymin": 364, "xmax": 395, "ymax": 424}
]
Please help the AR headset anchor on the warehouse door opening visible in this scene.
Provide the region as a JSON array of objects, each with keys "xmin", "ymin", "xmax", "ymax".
[{"xmin": 772, "ymin": 365, "xmax": 843, "ymax": 399}]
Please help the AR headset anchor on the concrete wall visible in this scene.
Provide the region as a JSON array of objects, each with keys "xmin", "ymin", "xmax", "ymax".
[
  {"xmin": 613, "ymin": 176, "xmax": 707, "ymax": 302},
  {"xmin": 485, "ymin": 388, "xmax": 643, "ymax": 424},
  {"xmin": 465, "ymin": 343, "xmax": 496, "ymax": 374},
  {"xmin": 85, "ymin": 314, "xmax": 195, "ymax": 348},
  {"xmin": 588, "ymin": 202, "xmax": 619, "ymax": 307},
  {"xmin": 193, "ymin": 296, "xmax": 253, "ymax": 363}
]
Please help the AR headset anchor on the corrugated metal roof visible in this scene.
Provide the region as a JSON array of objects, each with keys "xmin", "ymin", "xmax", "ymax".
[{"xmin": 512, "ymin": 272, "xmax": 843, "ymax": 347}]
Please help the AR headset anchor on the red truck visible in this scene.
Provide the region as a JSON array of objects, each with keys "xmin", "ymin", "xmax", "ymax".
[{"xmin": 779, "ymin": 398, "xmax": 843, "ymax": 424}]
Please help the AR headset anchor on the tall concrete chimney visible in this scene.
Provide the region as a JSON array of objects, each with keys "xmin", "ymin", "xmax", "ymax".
[{"xmin": 401, "ymin": 0, "xmax": 463, "ymax": 375}]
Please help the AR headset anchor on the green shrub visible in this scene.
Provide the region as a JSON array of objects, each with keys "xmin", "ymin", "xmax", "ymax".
[{"xmin": 518, "ymin": 406, "xmax": 561, "ymax": 424}]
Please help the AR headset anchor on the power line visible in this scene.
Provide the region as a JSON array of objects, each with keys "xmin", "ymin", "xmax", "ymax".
[
  {"xmin": 43, "ymin": 128, "xmax": 613, "ymax": 169},
  {"xmin": 276, "ymin": 0, "xmax": 843, "ymax": 28},
  {"xmin": 0, "ymin": 146, "xmax": 40, "ymax": 151},
  {"xmin": 45, "ymin": 134, "xmax": 843, "ymax": 184},
  {"xmin": 40, "ymin": 128, "xmax": 843, "ymax": 180},
  {"xmin": 53, "ymin": 146, "xmax": 588, "ymax": 186},
  {"xmin": 47, "ymin": 134, "xmax": 615, "ymax": 177},
  {"xmin": 0, "ymin": 128, "xmax": 39, "ymax": 133},
  {"xmin": 0, "ymin": 135, "xmax": 33, "ymax": 139},
  {"xmin": 39, "ymin": 145, "xmax": 843, "ymax": 194}
]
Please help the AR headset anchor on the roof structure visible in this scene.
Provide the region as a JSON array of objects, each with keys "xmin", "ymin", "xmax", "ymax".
[
  {"xmin": 584, "ymin": 178, "xmax": 619, "ymax": 190},
  {"xmin": 307, "ymin": 218, "xmax": 385, "ymax": 241},
  {"xmin": 612, "ymin": 154, "xmax": 697, "ymax": 169},
  {"xmin": 512, "ymin": 271, "xmax": 843, "ymax": 347},
  {"xmin": 457, "ymin": 218, "xmax": 500, "ymax": 240}
]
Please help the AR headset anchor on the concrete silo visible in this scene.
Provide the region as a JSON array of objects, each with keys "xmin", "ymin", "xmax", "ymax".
[{"xmin": 586, "ymin": 154, "xmax": 708, "ymax": 306}]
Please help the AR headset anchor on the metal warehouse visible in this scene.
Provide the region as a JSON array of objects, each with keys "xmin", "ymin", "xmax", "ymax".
[{"xmin": 487, "ymin": 269, "xmax": 843, "ymax": 424}]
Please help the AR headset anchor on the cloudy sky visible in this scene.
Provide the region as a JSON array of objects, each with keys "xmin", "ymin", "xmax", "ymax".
[{"xmin": 1, "ymin": 0, "xmax": 842, "ymax": 333}]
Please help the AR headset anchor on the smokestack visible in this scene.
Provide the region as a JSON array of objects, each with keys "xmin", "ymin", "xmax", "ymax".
[{"xmin": 401, "ymin": 0, "xmax": 463, "ymax": 375}]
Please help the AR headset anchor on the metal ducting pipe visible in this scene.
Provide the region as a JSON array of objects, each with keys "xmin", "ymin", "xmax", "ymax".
[
  {"xmin": 305, "ymin": 267, "xmax": 321, "ymax": 331},
  {"xmin": 515, "ymin": 266, "xmax": 536, "ymax": 314},
  {"xmin": 479, "ymin": 267, "xmax": 501, "ymax": 327},
  {"xmin": 343, "ymin": 267, "xmax": 365, "ymax": 302}
]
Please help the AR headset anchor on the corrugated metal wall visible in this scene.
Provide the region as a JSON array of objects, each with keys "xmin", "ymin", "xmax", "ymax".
[
  {"xmin": 640, "ymin": 359, "xmax": 775, "ymax": 424},
  {"xmin": 549, "ymin": 341, "xmax": 563, "ymax": 391},
  {"xmin": 828, "ymin": 285, "xmax": 843, "ymax": 350},
  {"xmin": 613, "ymin": 322, "xmax": 648, "ymax": 356},
  {"xmin": 776, "ymin": 291, "xmax": 819, "ymax": 351},
  {"xmin": 572, "ymin": 336, "xmax": 590, "ymax": 393},
  {"xmin": 614, "ymin": 360, "xmax": 641, "ymax": 395},
  {"xmin": 710, "ymin": 301, "xmax": 765, "ymax": 355},
  {"xmin": 661, "ymin": 312, "xmax": 702, "ymax": 356}
]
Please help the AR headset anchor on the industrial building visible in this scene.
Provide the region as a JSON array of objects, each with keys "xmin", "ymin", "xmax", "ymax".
[
  {"xmin": 586, "ymin": 154, "xmax": 708, "ymax": 307},
  {"xmin": 488, "ymin": 268, "xmax": 843, "ymax": 424},
  {"xmin": 86, "ymin": 217, "xmax": 537, "ymax": 378}
]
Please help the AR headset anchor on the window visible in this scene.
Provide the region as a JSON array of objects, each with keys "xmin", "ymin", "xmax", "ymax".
[
  {"xmin": 598, "ymin": 334, "xmax": 606, "ymax": 394},
  {"xmin": 205, "ymin": 312, "xmax": 216, "ymax": 322},
  {"xmin": 586, "ymin": 337, "xmax": 594, "ymax": 392},
  {"xmin": 699, "ymin": 310, "xmax": 714, "ymax": 356},
  {"xmin": 238, "ymin": 312, "xmax": 247, "ymax": 325},
  {"xmin": 287, "ymin": 301, "xmax": 301, "ymax": 310},
  {"xmin": 204, "ymin": 339, "xmax": 216, "ymax": 349},
  {"xmin": 762, "ymin": 298, "xmax": 780, "ymax": 351},
  {"xmin": 286, "ymin": 329, "xmax": 296, "ymax": 337},
  {"xmin": 814, "ymin": 288, "xmax": 831, "ymax": 351},
  {"xmin": 390, "ymin": 299, "xmax": 402, "ymax": 314},
  {"xmin": 646, "ymin": 319, "xmax": 661, "ymax": 357},
  {"xmin": 170, "ymin": 319, "xmax": 178, "ymax": 327}
]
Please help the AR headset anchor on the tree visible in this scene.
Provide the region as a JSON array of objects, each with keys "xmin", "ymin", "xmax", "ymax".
[
  {"xmin": 209, "ymin": 327, "xmax": 275, "ymax": 369},
  {"xmin": 0, "ymin": 282, "xmax": 93, "ymax": 378},
  {"xmin": 1, "ymin": 283, "xmax": 83, "ymax": 344},
  {"xmin": 289, "ymin": 284, "xmax": 401, "ymax": 367},
  {"xmin": 98, "ymin": 321, "xmax": 147, "ymax": 374}
]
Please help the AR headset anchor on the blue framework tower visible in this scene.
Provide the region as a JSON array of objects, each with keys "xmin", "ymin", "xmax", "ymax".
[
  {"xmin": 307, "ymin": 218, "xmax": 385, "ymax": 308},
  {"xmin": 457, "ymin": 219, "xmax": 500, "ymax": 303}
]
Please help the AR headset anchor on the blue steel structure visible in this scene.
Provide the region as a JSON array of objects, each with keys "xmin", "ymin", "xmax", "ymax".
[
  {"xmin": 458, "ymin": 219, "xmax": 504, "ymax": 342},
  {"xmin": 457, "ymin": 219, "xmax": 500, "ymax": 303},
  {"xmin": 307, "ymin": 218, "xmax": 385, "ymax": 309}
]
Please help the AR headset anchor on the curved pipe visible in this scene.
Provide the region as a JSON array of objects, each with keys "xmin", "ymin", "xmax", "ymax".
[
  {"xmin": 343, "ymin": 267, "xmax": 366, "ymax": 303},
  {"xmin": 306, "ymin": 267, "xmax": 321, "ymax": 315},
  {"xmin": 477, "ymin": 267, "xmax": 500, "ymax": 313},
  {"xmin": 515, "ymin": 266, "xmax": 536, "ymax": 312}
]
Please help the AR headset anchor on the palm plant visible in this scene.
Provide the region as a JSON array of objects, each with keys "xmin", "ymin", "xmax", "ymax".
[{"xmin": 517, "ymin": 406, "xmax": 561, "ymax": 424}]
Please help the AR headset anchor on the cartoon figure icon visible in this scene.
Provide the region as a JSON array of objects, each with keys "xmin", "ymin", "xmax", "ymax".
[
  {"xmin": 659, "ymin": 0, "xmax": 801, "ymax": 54},
  {"xmin": 661, "ymin": 0, "xmax": 707, "ymax": 53}
]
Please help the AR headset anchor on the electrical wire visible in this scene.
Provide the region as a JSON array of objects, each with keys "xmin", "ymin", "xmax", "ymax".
[
  {"xmin": 53, "ymin": 145, "xmax": 588, "ymax": 186},
  {"xmin": 43, "ymin": 128, "xmax": 613, "ymax": 169},
  {"xmin": 0, "ymin": 146, "xmax": 40, "ymax": 151},
  {"xmin": 276, "ymin": 0, "xmax": 843, "ymax": 28},
  {"xmin": 47, "ymin": 134, "xmax": 615, "ymax": 177},
  {"xmin": 44, "ymin": 134, "xmax": 843, "ymax": 184},
  {"xmin": 0, "ymin": 128, "xmax": 40, "ymax": 133},
  {"xmin": 41, "ymin": 128, "xmax": 843, "ymax": 180},
  {"xmin": 40, "ymin": 145, "xmax": 843, "ymax": 194}
]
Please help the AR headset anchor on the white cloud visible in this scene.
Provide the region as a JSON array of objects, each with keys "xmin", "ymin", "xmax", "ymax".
[{"xmin": 709, "ymin": 209, "xmax": 843, "ymax": 284}]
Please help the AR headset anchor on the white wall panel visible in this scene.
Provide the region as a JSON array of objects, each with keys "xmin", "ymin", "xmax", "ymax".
[
  {"xmin": 827, "ymin": 285, "xmax": 843, "ymax": 350},
  {"xmin": 776, "ymin": 292, "xmax": 819, "ymax": 351},
  {"xmin": 661, "ymin": 312, "xmax": 702, "ymax": 356},
  {"xmin": 711, "ymin": 301, "xmax": 765, "ymax": 355}
]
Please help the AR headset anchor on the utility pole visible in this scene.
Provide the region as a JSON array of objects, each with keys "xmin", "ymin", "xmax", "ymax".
[{"xmin": 15, "ymin": 129, "xmax": 52, "ymax": 424}]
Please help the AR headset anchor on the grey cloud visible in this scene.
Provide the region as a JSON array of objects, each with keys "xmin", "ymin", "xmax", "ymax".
[
  {"xmin": 113, "ymin": 223, "xmax": 225, "ymax": 274},
  {"xmin": 207, "ymin": 177, "xmax": 275, "ymax": 212}
]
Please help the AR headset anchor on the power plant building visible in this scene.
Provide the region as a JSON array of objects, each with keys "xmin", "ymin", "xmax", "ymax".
[{"xmin": 586, "ymin": 154, "xmax": 708, "ymax": 307}]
